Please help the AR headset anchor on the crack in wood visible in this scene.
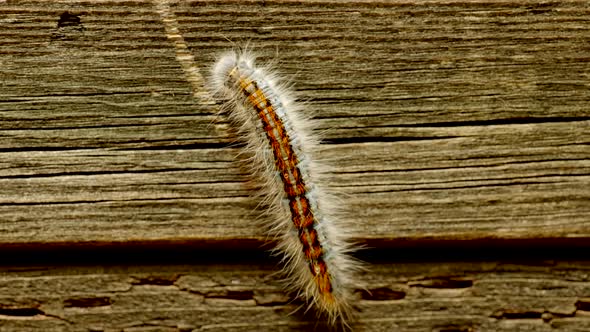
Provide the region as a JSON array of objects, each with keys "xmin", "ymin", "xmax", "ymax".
[
  {"xmin": 324, "ymin": 136, "xmax": 461, "ymax": 144},
  {"xmin": 63, "ymin": 296, "xmax": 112, "ymax": 308},
  {"xmin": 205, "ymin": 290, "xmax": 255, "ymax": 301},
  {"xmin": 56, "ymin": 11, "xmax": 82, "ymax": 29},
  {"xmin": 131, "ymin": 275, "xmax": 180, "ymax": 286},
  {"xmin": 359, "ymin": 287, "xmax": 406, "ymax": 301},
  {"xmin": 409, "ymin": 277, "xmax": 473, "ymax": 289},
  {"xmin": 0, "ymin": 307, "xmax": 43, "ymax": 317},
  {"xmin": 435, "ymin": 326, "xmax": 475, "ymax": 332},
  {"xmin": 575, "ymin": 299, "xmax": 590, "ymax": 312}
]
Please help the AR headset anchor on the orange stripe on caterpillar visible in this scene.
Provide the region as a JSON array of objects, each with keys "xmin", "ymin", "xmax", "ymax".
[{"xmin": 211, "ymin": 50, "xmax": 360, "ymax": 328}]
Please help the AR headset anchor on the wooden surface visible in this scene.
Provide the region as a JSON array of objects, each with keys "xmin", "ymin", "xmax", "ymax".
[
  {"xmin": 1, "ymin": 0, "xmax": 589, "ymax": 330},
  {"xmin": 1, "ymin": 257, "xmax": 590, "ymax": 332}
]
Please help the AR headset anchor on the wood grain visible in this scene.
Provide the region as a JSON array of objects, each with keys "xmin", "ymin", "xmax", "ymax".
[
  {"xmin": 1, "ymin": 2, "xmax": 590, "ymax": 331},
  {"xmin": 1, "ymin": 260, "xmax": 590, "ymax": 331},
  {"xmin": 1, "ymin": 1, "xmax": 589, "ymax": 243}
]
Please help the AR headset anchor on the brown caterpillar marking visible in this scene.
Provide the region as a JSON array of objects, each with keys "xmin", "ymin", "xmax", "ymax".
[
  {"xmin": 233, "ymin": 69, "xmax": 335, "ymax": 303},
  {"xmin": 212, "ymin": 51, "xmax": 359, "ymax": 328}
]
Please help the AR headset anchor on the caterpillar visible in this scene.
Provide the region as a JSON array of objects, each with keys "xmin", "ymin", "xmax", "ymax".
[
  {"xmin": 211, "ymin": 50, "xmax": 359, "ymax": 327},
  {"xmin": 154, "ymin": 0, "xmax": 358, "ymax": 327}
]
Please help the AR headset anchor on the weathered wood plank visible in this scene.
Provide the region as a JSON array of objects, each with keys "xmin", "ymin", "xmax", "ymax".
[
  {"xmin": 1, "ymin": 0, "xmax": 589, "ymax": 246},
  {"xmin": 0, "ymin": 259, "xmax": 589, "ymax": 331}
]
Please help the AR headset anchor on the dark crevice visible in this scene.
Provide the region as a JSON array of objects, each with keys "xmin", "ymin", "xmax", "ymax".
[
  {"xmin": 0, "ymin": 307, "xmax": 44, "ymax": 317},
  {"xmin": 12, "ymin": 123, "xmax": 167, "ymax": 131},
  {"xmin": 491, "ymin": 309, "xmax": 543, "ymax": 319},
  {"xmin": 117, "ymin": 142, "xmax": 237, "ymax": 151},
  {"xmin": 353, "ymin": 180, "xmax": 558, "ymax": 194},
  {"xmin": 310, "ymin": 92, "xmax": 503, "ymax": 104},
  {"xmin": 333, "ymin": 158, "xmax": 590, "ymax": 174},
  {"xmin": 131, "ymin": 275, "xmax": 180, "ymax": 286},
  {"xmin": 0, "ymin": 240, "xmax": 270, "ymax": 266},
  {"xmin": 2, "ymin": 91, "xmax": 149, "ymax": 100},
  {"xmin": 57, "ymin": 12, "xmax": 82, "ymax": 28},
  {"xmin": 436, "ymin": 326, "xmax": 475, "ymax": 332},
  {"xmin": 324, "ymin": 136, "xmax": 459, "ymax": 144},
  {"xmin": 362, "ymin": 238, "xmax": 590, "ymax": 262},
  {"xmin": 378, "ymin": 116, "xmax": 590, "ymax": 128},
  {"xmin": 206, "ymin": 290, "xmax": 254, "ymax": 301},
  {"xmin": 63, "ymin": 297, "xmax": 112, "ymax": 308},
  {"xmin": 1, "ymin": 238, "xmax": 590, "ymax": 266},
  {"xmin": 0, "ymin": 146, "xmax": 98, "ymax": 153},
  {"xmin": 0, "ymin": 194, "xmax": 249, "ymax": 206},
  {"xmin": 449, "ymin": 155, "xmax": 589, "ymax": 164},
  {"xmin": 0, "ymin": 167, "xmax": 212, "ymax": 180},
  {"xmin": 0, "ymin": 143, "xmax": 236, "ymax": 153},
  {"xmin": 0, "ymin": 200, "xmax": 116, "ymax": 206},
  {"xmin": 359, "ymin": 287, "xmax": 406, "ymax": 301},
  {"xmin": 110, "ymin": 113, "xmax": 217, "ymax": 119},
  {"xmin": 409, "ymin": 278, "xmax": 473, "ymax": 289},
  {"xmin": 323, "ymin": 115, "xmax": 590, "ymax": 128},
  {"xmin": 575, "ymin": 299, "xmax": 590, "ymax": 311},
  {"xmin": 349, "ymin": 172, "xmax": 588, "ymax": 188}
]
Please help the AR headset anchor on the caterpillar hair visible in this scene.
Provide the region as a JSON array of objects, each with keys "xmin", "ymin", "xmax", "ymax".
[{"xmin": 211, "ymin": 50, "xmax": 360, "ymax": 328}]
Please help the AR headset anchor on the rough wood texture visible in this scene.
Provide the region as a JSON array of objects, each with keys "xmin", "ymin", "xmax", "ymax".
[
  {"xmin": 1, "ymin": 0, "xmax": 590, "ymax": 331},
  {"xmin": 1, "ymin": 260, "xmax": 590, "ymax": 331},
  {"xmin": 1, "ymin": 0, "xmax": 588, "ymax": 246}
]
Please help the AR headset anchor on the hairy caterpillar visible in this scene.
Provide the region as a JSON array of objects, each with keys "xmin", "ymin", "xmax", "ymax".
[
  {"xmin": 211, "ymin": 50, "xmax": 359, "ymax": 327},
  {"xmin": 154, "ymin": 0, "xmax": 359, "ymax": 327}
]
